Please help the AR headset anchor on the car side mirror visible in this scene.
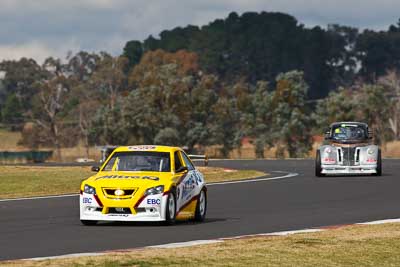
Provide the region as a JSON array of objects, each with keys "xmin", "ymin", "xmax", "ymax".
[
  {"xmin": 176, "ymin": 166, "xmax": 188, "ymax": 173},
  {"xmin": 91, "ymin": 166, "xmax": 100, "ymax": 172},
  {"xmin": 324, "ymin": 131, "xmax": 331, "ymax": 140}
]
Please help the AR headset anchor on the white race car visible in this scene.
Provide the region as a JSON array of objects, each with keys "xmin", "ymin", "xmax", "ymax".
[{"xmin": 315, "ymin": 122, "xmax": 382, "ymax": 176}]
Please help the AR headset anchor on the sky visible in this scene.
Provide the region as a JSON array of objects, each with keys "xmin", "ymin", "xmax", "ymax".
[{"xmin": 0, "ymin": 0, "xmax": 399, "ymax": 63}]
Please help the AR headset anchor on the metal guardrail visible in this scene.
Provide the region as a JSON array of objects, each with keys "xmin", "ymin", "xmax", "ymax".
[
  {"xmin": 0, "ymin": 151, "xmax": 53, "ymax": 163},
  {"xmin": 188, "ymin": 154, "xmax": 209, "ymax": 166}
]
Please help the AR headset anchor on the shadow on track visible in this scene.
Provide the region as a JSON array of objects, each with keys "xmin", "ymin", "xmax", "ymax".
[{"xmin": 83, "ymin": 218, "xmax": 228, "ymax": 227}]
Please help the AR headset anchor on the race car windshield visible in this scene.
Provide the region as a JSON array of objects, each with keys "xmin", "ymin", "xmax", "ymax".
[
  {"xmin": 331, "ymin": 125, "xmax": 367, "ymax": 141},
  {"xmin": 102, "ymin": 151, "xmax": 171, "ymax": 172}
]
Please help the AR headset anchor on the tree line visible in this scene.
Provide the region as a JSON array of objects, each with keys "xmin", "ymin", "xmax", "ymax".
[{"xmin": 0, "ymin": 11, "xmax": 400, "ymax": 159}]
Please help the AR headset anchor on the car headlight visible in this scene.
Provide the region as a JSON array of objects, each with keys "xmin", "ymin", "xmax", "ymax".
[
  {"xmin": 144, "ymin": 185, "xmax": 164, "ymax": 196},
  {"xmin": 83, "ymin": 184, "xmax": 96, "ymax": 195},
  {"xmin": 367, "ymin": 148, "xmax": 375, "ymax": 155}
]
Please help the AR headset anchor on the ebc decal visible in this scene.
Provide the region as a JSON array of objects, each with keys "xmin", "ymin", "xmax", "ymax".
[
  {"xmin": 146, "ymin": 198, "xmax": 161, "ymax": 205},
  {"xmin": 82, "ymin": 197, "xmax": 92, "ymax": 204}
]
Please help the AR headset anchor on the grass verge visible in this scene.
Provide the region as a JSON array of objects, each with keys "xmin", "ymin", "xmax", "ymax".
[
  {"xmin": 0, "ymin": 166, "xmax": 265, "ymax": 199},
  {"xmin": 2, "ymin": 223, "xmax": 400, "ymax": 266}
]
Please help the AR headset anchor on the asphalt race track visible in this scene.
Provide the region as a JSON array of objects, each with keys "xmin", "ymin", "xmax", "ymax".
[{"xmin": 1, "ymin": 159, "xmax": 400, "ymax": 261}]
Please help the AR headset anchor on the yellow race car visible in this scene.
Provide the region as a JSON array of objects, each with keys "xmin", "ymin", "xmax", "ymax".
[{"xmin": 80, "ymin": 145, "xmax": 207, "ymax": 225}]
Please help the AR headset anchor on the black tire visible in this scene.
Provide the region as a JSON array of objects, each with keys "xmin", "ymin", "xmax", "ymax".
[
  {"xmin": 375, "ymin": 149, "xmax": 382, "ymax": 176},
  {"xmin": 194, "ymin": 189, "xmax": 207, "ymax": 222},
  {"xmin": 315, "ymin": 150, "xmax": 324, "ymax": 177},
  {"xmin": 164, "ymin": 192, "xmax": 176, "ymax": 225},
  {"xmin": 80, "ymin": 220, "xmax": 97, "ymax": 226}
]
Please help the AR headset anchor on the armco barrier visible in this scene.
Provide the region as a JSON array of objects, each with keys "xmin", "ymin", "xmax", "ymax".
[{"xmin": 0, "ymin": 151, "xmax": 53, "ymax": 164}]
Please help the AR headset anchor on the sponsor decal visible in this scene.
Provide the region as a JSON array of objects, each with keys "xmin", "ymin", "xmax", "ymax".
[
  {"xmin": 194, "ymin": 172, "xmax": 202, "ymax": 184},
  {"xmin": 95, "ymin": 175, "xmax": 159, "ymax": 181},
  {"xmin": 323, "ymin": 158, "xmax": 336, "ymax": 163},
  {"xmin": 182, "ymin": 176, "xmax": 196, "ymax": 199},
  {"xmin": 108, "ymin": 214, "xmax": 129, "ymax": 217},
  {"xmin": 146, "ymin": 198, "xmax": 161, "ymax": 205},
  {"xmin": 128, "ymin": 145, "xmax": 156, "ymax": 151},
  {"xmin": 82, "ymin": 197, "xmax": 92, "ymax": 204}
]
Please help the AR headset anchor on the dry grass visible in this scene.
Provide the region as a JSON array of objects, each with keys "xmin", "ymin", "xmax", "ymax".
[
  {"xmin": 3, "ymin": 223, "xmax": 400, "ymax": 266},
  {"xmin": 0, "ymin": 166, "xmax": 265, "ymax": 199},
  {"xmin": 0, "ymin": 129, "xmax": 23, "ymax": 150},
  {"xmin": 382, "ymin": 141, "xmax": 400, "ymax": 158}
]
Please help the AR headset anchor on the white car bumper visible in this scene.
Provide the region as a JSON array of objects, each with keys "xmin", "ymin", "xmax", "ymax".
[
  {"xmin": 321, "ymin": 164, "xmax": 377, "ymax": 174},
  {"xmin": 79, "ymin": 193, "xmax": 168, "ymax": 222}
]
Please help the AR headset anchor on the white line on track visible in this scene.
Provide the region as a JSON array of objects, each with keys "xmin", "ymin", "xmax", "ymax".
[
  {"xmin": 207, "ymin": 171, "xmax": 298, "ymax": 186},
  {"xmin": 21, "ymin": 217, "xmax": 400, "ymax": 262},
  {"xmin": 0, "ymin": 193, "xmax": 78, "ymax": 202},
  {"xmin": 147, "ymin": 240, "xmax": 223, "ymax": 249},
  {"xmin": 0, "ymin": 171, "xmax": 298, "ymax": 202}
]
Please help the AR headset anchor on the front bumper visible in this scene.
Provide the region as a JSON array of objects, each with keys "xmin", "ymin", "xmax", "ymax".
[
  {"xmin": 321, "ymin": 164, "xmax": 377, "ymax": 174},
  {"xmin": 79, "ymin": 193, "xmax": 168, "ymax": 222}
]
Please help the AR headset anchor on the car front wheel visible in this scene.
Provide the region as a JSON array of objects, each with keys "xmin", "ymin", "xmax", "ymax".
[
  {"xmin": 315, "ymin": 150, "xmax": 324, "ymax": 177},
  {"xmin": 375, "ymin": 149, "xmax": 382, "ymax": 176},
  {"xmin": 194, "ymin": 189, "xmax": 207, "ymax": 222},
  {"xmin": 164, "ymin": 192, "xmax": 176, "ymax": 225}
]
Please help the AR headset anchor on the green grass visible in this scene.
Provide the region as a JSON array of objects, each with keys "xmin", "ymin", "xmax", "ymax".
[
  {"xmin": 0, "ymin": 166, "xmax": 92, "ymax": 199},
  {"xmin": 3, "ymin": 223, "xmax": 400, "ymax": 267},
  {"xmin": 0, "ymin": 166, "xmax": 265, "ymax": 199}
]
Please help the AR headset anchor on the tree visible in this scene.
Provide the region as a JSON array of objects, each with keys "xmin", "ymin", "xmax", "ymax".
[
  {"xmin": 154, "ymin": 128, "xmax": 180, "ymax": 145},
  {"xmin": 31, "ymin": 58, "xmax": 71, "ymax": 160},
  {"xmin": 271, "ymin": 71, "xmax": 313, "ymax": 157},
  {"xmin": 123, "ymin": 40, "xmax": 144, "ymax": 68},
  {"xmin": 358, "ymin": 84, "xmax": 392, "ymax": 144},
  {"xmin": 378, "ymin": 69, "xmax": 400, "ymax": 140},
  {"xmin": 245, "ymin": 81, "xmax": 273, "ymax": 158},
  {"xmin": 91, "ymin": 53, "xmax": 128, "ymax": 109},
  {"xmin": 90, "ymin": 103, "xmax": 129, "ymax": 146},
  {"xmin": 0, "ymin": 58, "xmax": 46, "ymax": 124},
  {"xmin": 314, "ymin": 87, "xmax": 358, "ymax": 131},
  {"xmin": 66, "ymin": 51, "xmax": 102, "ymax": 158},
  {"xmin": 1, "ymin": 94, "xmax": 23, "ymax": 130},
  {"xmin": 127, "ymin": 11, "xmax": 350, "ymax": 99}
]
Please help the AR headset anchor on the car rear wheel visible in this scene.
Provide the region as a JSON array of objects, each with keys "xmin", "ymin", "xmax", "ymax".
[
  {"xmin": 375, "ymin": 149, "xmax": 382, "ymax": 176},
  {"xmin": 80, "ymin": 220, "xmax": 97, "ymax": 226},
  {"xmin": 315, "ymin": 150, "xmax": 324, "ymax": 177},
  {"xmin": 194, "ymin": 189, "xmax": 207, "ymax": 222},
  {"xmin": 164, "ymin": 192, "xmax": 176, "ymax": 225}
]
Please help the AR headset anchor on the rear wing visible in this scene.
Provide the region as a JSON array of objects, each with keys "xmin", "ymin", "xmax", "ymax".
[{"xmin": 188, "ymin": 154, "xmax": 209, "ymax": 166}]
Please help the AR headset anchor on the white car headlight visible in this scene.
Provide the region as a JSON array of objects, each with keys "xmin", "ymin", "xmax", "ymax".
[
  {"xmin": 144, "ymin": 185, "xmax": 164, "ymax": 196},
  {"xmin": 83, "ymin": 184, "xmax": 96, "ymax": 195}
]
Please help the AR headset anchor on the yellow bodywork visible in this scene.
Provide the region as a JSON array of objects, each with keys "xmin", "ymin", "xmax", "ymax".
[{"xmin": 80, "ymin": 145, "xmax": 198, "ymax": 220}]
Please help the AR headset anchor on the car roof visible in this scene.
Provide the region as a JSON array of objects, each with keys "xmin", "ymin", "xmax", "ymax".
[
  {"xmin": 330, "ymin": 122, "xmax": 369, "ymax": 128},
  {"xmin": 112, "ymin": 145, "xmax": 183, "ymax": 153}
]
